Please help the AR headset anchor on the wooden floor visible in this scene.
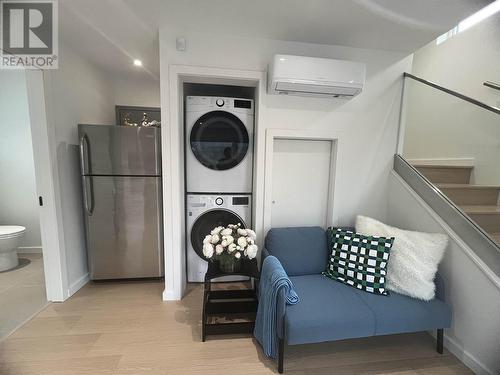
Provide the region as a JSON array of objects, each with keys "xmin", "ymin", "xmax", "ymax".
[
  {"xmin": 0, "ymin": 281, "xmax": 472, "ymax": 375},
  {"xmin": 0, "ymin": 253, "xmax": 48, "ymax": 340}
]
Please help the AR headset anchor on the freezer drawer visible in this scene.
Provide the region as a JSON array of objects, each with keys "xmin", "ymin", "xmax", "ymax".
[
  {"xmin": 83, "ymin": 176, "xmax": 163, "ymax": 279},
  {"xmin": 79, "ymin": 124, "xmax": 161, "ymax": 176}
]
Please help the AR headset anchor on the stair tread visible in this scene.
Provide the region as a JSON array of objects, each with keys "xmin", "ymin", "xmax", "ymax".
[
  {"xmin": 460, "ymin": 205, "xmax": 500, "ymax": 214},
  {"xmin": 414, "ymin": 164, "xmax": 473, "ymax": 170},
  {"xmin": 436, "ymin": 184, "xmax": 500, "ymax": 189}
]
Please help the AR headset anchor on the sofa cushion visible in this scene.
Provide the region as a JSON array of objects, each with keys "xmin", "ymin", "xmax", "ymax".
[
  {"xmin": 353, "ymin": 284, "xmax": 452, "ymax": 335},
  {"xmin": 285, "ymin": 274, "xmax": 376, "ymax": 345},
  {"xmin": 356, "ymin": 215, "xmax": 448, "ymax": 301},
  {"xmin": 324, "ymin": 228, "xmax": 394, "ymax": 295},
  {"xmin": 285, "ymin": 274, "xmax": 452, "ymax": 345},
  {"xmin": 265, "ymin": 227, "xmax": 328, "ymax": 276}
]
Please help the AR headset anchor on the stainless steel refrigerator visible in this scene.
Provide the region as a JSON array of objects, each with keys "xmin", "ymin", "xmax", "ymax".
[{"xmin": 78, "ymin": 124, "xmax": 164, "ymax": 280}]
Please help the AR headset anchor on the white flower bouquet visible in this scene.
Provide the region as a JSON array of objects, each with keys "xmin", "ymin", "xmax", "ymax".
[{"xmin": 202, "ymin": 223, "xmax": 258, "ymax": 272}]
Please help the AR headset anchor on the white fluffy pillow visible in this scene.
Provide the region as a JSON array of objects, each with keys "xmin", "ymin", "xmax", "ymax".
[{"xmin": 355, "ymin": 215, "xmax": 448, "ymax": 301}]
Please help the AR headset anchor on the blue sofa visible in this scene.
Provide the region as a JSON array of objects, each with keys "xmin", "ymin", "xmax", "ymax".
[{"xmin": 261, "ymin": 226, "xmax": 452, "ymax": 373}]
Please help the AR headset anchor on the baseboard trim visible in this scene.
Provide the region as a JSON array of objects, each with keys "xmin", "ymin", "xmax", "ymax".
[
  {"xmin": 162, "ymin": 288, "xmax": 180, "ymax": 301},
  {"xmin": 405, "ymin": 157, "xmax": 474, "ymax": 167},
  {"xmin": 67, "ymin": 273, "xmax": 89, "ymax": 297},
  {"xmin": 444, "ymin": 333, "xmax": 494, "ymax": 375},
  {"xmin": 18, "ymin": 246, "xmax": 43, "ymax": 254}
]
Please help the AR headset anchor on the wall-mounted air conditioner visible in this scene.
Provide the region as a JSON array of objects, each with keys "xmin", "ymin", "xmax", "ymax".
[{"xmin": 268, "ymin": 54, "xmax": 366, "ymax": 98}]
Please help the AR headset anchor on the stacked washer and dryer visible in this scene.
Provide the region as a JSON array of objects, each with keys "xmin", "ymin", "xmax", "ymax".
[{"xmin": 185, "ymin": 96, "xmax": 254, "ymax": 282}]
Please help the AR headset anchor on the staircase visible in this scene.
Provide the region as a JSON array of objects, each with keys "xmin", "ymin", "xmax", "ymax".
[{"xmin": 414, "ymin": 164, "xmax": 500, "ymax": 246}]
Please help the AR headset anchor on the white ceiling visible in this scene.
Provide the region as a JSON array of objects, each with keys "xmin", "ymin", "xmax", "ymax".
[
  {"xmin": 59, "ymin": 0, "xmax": 161, "ymax": 79},
  {"xmin": 59, "ymin": 0, "xmax": 491, "ymax": 80}
]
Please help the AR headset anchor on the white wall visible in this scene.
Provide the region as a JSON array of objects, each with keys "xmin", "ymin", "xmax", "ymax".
[
  {"xmin": 44, "ymin": 42, "xmax": 116, "ymax": 293},
  {"xmin": 159, "ymin": 25, "xmax": 413, "ymax": 298},
  {"xmin": 412, "ymin": 14, "xmax": 500, "ymax": 109},
  {"xmin": 402, "ymin": 13, "xmax": 500, "ymax": 185},
  {"xmin": 0, "ymin": 71, "xmax": 41, "ymax": 249},
  {"xmin": 387, "ymin": 172, "xmax": 500, "ymax": 375},
  {"xmin": 161, "ymin": 31, "xmax": 412, "ymax": 224},
  {"xmin": 112, "ymin": 72, "xmax": 160, "ymax": 108},
  {"xmin": 43, "ymin": 41, "xmax": 161, "ymax": 295}
]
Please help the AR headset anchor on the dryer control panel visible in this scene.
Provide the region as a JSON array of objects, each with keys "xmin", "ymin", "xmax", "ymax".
[
  {"xmin": 187, "ymin": 194, "xmax": 250, "ymax": 210},
  {"xmin": 186, "ymin": 96, "xmax": 254, "ymax": 115}
]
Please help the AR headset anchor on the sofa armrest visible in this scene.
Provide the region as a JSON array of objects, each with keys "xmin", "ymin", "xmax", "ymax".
[
  {"xmin": 260, "ymin": 247, "xmax": 270, "ymax": 270},
  {"xmin": 262, "ymin": 247, "xmax": 270, "ymax": 259},
  {"xmin": 435, "ymin": 272, "xmax": 446, "ymax": 301},
  {"xmin": 259, "ymin": 249, "xmax": 287, "ymax": 340}
]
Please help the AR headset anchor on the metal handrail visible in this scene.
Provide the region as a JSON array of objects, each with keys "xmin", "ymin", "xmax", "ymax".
[
  {"xmin": 484, "ymin": 81, "xmax": 500, "ymax": 91},
  {"xmin": 404, "ymin": 72, "xmax": 500, "ymax": 115}
]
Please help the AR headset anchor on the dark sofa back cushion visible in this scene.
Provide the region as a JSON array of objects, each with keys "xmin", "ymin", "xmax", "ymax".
[{"xmin": 265, "ymin": 226, "xmax": 328, "ymax": 276}]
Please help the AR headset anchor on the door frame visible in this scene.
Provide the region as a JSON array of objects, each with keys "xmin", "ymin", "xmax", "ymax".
[
  {"xmin": 162, "ymin": 64, "xmax": 265, "ymax": 300},
  {"xmin": 25, "ymin": 70, "xmax": 68, "ymax": 302},
  {"xmin": 263, "ymin": 128, "xmax": 342, "ymax": 235}
]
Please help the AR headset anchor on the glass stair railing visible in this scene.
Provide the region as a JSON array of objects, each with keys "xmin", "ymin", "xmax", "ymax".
[
  {"xmin": 395, "ymin": 72, "xmax": 500, "ymax": 278},
  {"xmin": 413, "ymin": 164, "xmax": 500, "ymax": 246}
]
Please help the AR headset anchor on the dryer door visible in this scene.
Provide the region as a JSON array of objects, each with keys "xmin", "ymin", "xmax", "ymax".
[
  {"xmin": 190, "ymin": 209, "xmax": 246, "ymax": 260},
  {"xmin": 190, "ymin": 110, "xmax": 249, "ymax": 171}
]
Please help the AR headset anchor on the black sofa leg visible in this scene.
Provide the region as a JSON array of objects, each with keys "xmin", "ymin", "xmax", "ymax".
[
  {"xmin": 437, "ymin": 329, "xmax": 444, "ymax": 354},
  {"xmin": 278, "ymin": 338, "xmax": 285, "ymax": 373}
]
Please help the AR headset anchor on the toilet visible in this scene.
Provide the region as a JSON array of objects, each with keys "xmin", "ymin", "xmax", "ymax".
[{"xmin": 0, "ymin": 226, "xmax": 26, "ymax": 272}]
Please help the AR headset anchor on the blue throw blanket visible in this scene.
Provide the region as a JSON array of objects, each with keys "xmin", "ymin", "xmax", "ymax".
[{"xmin": 254, "ymin": 256, "xmax": 299, "ymax": 358}]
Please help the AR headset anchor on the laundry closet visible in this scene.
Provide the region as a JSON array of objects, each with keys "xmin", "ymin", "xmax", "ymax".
[{"xmin": 183, "ymin": 83, "xmax": 256, "ymax": 283}]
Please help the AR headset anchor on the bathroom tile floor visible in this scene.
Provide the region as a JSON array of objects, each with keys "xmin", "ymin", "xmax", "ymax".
[
  {"xmin": 0, "ymin": 253, "xmax": 47, "ymax": 339},
  {"xmin": 0, "ymin": 280, "xmax": 473, "ymax": 374}
]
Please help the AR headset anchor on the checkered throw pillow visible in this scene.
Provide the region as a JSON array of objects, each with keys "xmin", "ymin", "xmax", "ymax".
[{"xmin": 323, "ymin": 227, "xmax": 394, "ymax": 295}]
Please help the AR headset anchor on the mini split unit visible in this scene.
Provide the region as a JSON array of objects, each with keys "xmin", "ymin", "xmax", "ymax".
[{"xmin": 268, "ymin": 54, "xmax": 366, "ymax": 98}]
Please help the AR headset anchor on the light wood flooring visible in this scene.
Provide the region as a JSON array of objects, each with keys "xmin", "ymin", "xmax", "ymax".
[
  {"xmin": 0, "ymin": 253, "xmax": 48, "ymax": 340},
  {"xmin": 0, "ymin": 281, "xmax": 472, "ymax": 375}
]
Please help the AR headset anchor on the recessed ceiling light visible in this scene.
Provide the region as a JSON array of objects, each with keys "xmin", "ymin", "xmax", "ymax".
[{"xmin": 133, "ymin": 59, "xmax": 143, "ymax": 67}]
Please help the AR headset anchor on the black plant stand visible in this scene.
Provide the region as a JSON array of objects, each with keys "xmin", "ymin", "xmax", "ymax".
[{"xmin": 201, "ymin": 259, "xmax": 260, "ymax": 341}]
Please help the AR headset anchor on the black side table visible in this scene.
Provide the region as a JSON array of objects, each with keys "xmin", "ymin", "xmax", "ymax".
[{"xmin": 202, "ymin": 259, "xmax": 260, "ymax": 341}]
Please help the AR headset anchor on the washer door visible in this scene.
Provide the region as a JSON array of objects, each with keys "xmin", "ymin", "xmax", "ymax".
[
  {"xmin": 190, "ymin": 110, "xmax": 249, "ymax": 171},
  {"xmin": 191, "ymin": 209, "xmax": 246, "ymax": 260}
]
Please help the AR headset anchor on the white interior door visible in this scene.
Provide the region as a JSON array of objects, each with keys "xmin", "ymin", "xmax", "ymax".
[
  {"xmin": 271, "ymin": 139, "xmax": 333, "ymax": 229},
  {"xmin": 26, "ymin": 70, "xmax": 68, "ymax": 301}
]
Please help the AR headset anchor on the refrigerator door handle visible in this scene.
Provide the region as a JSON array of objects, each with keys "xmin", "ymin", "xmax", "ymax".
[
  {"xmin": 79, "ymin": 133, "xmax": 90, "ymax": 175},
  {"xmin": 82, "ymin": 176, "xmax": 95, "ymax": 216}
]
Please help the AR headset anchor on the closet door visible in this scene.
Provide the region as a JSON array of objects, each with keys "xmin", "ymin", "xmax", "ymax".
[{"xmin": 271, "ymin": 139, "xmax": 333, "ymax": 228}]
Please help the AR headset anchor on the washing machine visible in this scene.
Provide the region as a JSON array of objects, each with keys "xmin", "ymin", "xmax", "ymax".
[
  {"xmin": 186, "ymin": 194, "xmax": 252, "ymax": 282},
  {"xmin": 185, "ymin": 96, "xmax": 254, "ymax": 193}
]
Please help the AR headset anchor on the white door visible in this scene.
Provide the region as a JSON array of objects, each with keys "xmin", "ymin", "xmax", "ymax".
[
  {"xmin": 271, "ymin": 139, "xmax": 333, "ymax": 228},
  {"xmin": 26, "ymin": 70, "xmax": 67, "ymax": 301}
]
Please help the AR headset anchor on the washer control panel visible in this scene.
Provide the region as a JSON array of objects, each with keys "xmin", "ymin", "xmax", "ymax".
[{"xmin": 187, "ymin": 195, "xmax": 250, "ymax": 210}]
